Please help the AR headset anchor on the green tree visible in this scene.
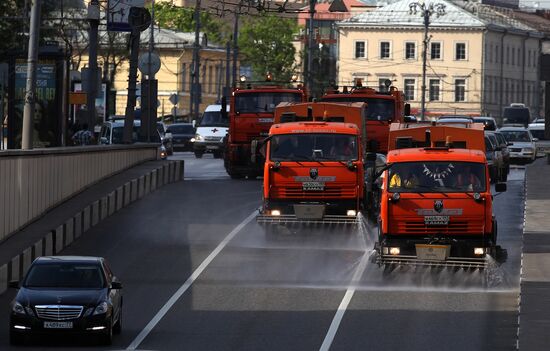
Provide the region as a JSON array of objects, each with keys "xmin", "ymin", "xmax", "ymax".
[
  {"xmin": 153, "ymin": 2, "xmax": 226, "ymax": 45},
  {"xmin": 238, "ymin": 14, "xmax": 298, "ymax": 82},
  {"xmin": 0, "ymin": 0, "xmax": 27, "ymax": 56}
]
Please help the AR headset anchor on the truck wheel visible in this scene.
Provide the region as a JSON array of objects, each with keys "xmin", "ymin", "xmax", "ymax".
[{"xmin": 194, "ymin": 151, "xmax": 204, "ymax": 158}]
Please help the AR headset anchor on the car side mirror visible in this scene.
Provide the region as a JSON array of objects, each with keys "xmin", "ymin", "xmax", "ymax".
[
  {"xmin": 111, "ymin": 281, "xmax": 123, "ymax": 289},
  {"xmin": 100, "ymin": 137, "xmax": 109, "ymax": 145},
  {"xmin": 9, "ymin": 281, "xmax": 19, "ymax": 289},
  {"xmin": 495, "ymin": 183, "xmax": 507, "ymax": 193}
]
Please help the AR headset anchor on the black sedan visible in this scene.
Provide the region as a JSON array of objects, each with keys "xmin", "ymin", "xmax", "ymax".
[
  {"xmin": 166, "ymin": 123, "xmax": 195, "ymax": 151},
  {"xmin": 9, "ymin": 256, "xmax": 122, "ymax": 345}
]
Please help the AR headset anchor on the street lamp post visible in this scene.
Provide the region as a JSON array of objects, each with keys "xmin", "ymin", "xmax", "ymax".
[{"xmin": 409, "ymin": 2, "xmax": 445, "ymax": 121}]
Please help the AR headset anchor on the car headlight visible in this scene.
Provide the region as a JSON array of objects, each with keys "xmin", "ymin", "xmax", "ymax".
[
  {"xmin": 12, "ymin": 302, "xmax": 25, "ymax": 315},
  {"xmin": 93, "ymin": 301, "xmax": 109, "ymax": 315},
  {"xmin": 523, "ymin": 147, "xmax": 534, "ymax": 153},
  {"xmin": 194, "ymin": 133, "xmax": 203, "ymax": 141}
]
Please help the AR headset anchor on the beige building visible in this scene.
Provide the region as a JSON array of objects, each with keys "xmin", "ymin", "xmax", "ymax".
[
  {"xmin": 337, "ymin": 0, "xmax": 543, "ymax": 120},
  {"xmin": 79, "ymin": 28, "xmax": 231, "ymax": 120}
]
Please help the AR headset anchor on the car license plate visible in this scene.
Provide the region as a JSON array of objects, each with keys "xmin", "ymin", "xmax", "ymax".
[
  {"xmin": 302, "ymin": 182, "xmax": 324, "ymax": 191},
  {"xmin": 44, "ymin": 321, "xmax": 73, "ymax": 329},
  {"xmin": 424, "ymin": 215, "xmax": 449, "ymax": 225}
]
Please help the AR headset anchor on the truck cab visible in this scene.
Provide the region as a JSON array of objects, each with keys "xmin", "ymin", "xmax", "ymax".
[
  {"xmin": 258, "ymin": 122, "xmax": 364, "ymax": 224},
  {"xmin": 376, "ymin": 123, "xmax": 506, "ymax": 267}
]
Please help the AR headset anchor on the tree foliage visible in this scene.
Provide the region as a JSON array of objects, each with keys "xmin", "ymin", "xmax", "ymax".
[
  {"xmin": 153, "ymin": 2, "xmax": 227, "ymax": 45},
  {"xmin": 0, "ymin": 0, "xmax": 27, "ymax": 56},
  {"xmin": 238, "ymin": 14, "xmax": 298, "ymax": 81}
]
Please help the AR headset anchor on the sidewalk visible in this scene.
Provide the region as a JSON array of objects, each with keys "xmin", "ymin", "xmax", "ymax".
[
  {"xmin": 0, "ymin": 159, "xmax": 184, "ymax": 293},
  {"xmin": 518, "ymin": 157, "xmax": 550, "ymax": 350}
]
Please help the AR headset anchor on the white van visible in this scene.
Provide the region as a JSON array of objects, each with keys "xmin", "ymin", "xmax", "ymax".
[{"xmin": 192, "ymin": 104, "xmax": 229, "ymax": 158}]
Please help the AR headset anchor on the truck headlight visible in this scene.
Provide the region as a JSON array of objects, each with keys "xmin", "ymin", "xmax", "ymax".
[
  {"xmin": 347, "ymin": 210, "xmax": 357, "ymax": 216},
  {"xmin": 195, "ymin": 133, "xmax": 203, "ymax": 141},
  {"xmin": 271, "ymin": 210, "xmax": 281, "ymax": 216},
  {"xmin": 474, "ymin": 247, "xmax": 485, "ymax": 255},
  {"xmin": 389, "ymin": 247, "xmax": 400, "ymax": 255}
]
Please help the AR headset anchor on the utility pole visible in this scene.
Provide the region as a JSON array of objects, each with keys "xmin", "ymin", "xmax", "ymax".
[
  {"xmin": 225, "ymin": 40, "xmax": 231, "ymax": 97},
  {"xmin": 86, "ymin": 0, "xmax": 100, "ymax": 132},
  {"xmin": 232, "ymin": 6, "xmax": 240, "ymax": 88},
  {"xmin": 22, "ymin": 0, "xmax": 42, "ymax": 150},
  {"xmin": 409, "ymin": 2, "xmax": 445, "ymax": 121},
  {"xmin": 307, "ymin": 0, "xmax": 316, "ymax": 97},
  {"xmin": 190, "ymin": 0, "xmax": 201, "ymax": 120}
]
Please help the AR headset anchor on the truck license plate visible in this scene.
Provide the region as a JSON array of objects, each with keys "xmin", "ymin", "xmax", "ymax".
[
  {"xmin": 44, "ymin": 321, "xmax": 73, "ymax": 329},
  {"xmin": 424, "ymin": 215, "xmax": 449, "ymax": 225},
  {"xmin": 416, "ymin": 244, "xmax": 451, "ymax": 261},
  {"xmin": 302, "ymin": 182, "xmax": 324, "ymax": 191}
]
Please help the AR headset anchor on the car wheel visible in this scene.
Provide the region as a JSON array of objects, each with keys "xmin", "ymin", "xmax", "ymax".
[
  {"xmin": 9, "ymin": 331, "xmax": 24, "ymax": 345},
  {"xmin": 194, "ymin": 151, "xmax": 204, "ymax": 159},
  {"xmin": 113, "ymin": 308, "xmax": 122, "ymax": 334}
]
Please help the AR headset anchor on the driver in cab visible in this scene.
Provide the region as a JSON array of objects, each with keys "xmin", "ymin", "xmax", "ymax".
[{"xmin": 389, "ymin": 168, "xmax": 419, "ymax": 189}]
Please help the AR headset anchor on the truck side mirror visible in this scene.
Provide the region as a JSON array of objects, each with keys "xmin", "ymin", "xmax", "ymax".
[
  {"xmin": 404, "ymin": 103, "xmax": 411, "ymax": 116},
  {"xmin": 495, "ymin": 183, "xmax": 507, "ymax": 192},
  {"xmin": 251, "ymin": 139, "xmax": 259, "ymax": 164}
]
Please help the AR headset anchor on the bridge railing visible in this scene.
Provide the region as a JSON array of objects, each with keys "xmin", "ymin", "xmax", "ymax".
[{"xmin": 0, "ymin": 144, "xmax": 159, "ymax": 242}]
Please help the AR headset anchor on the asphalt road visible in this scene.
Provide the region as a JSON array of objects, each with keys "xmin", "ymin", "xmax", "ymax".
[{"xmin": 0, "ymin": 153, "xmax": 526, "ymax": 350}]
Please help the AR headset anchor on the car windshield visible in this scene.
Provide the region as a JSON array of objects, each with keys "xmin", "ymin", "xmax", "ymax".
[
  {"xmin": 320, "ymin": 97, "xmax": 395, "ymax": 121},
  {"xmin": 235, "ymin": 92, "xmax": 303, "ymax": 113},
  {"xmin": 501, "ymin": 130, "xmax": 531, "ymax": 142},
  {"xmin": 24, "ymin": 263, "xmax": 105, "ymax": 289},
  {"xmin": 270, "ymin": 134, "xmax": 358, "ymax": 161},
  {"xmin": 200, "ymin": 111, "xmax": 228, "ymax": 127},
  {"xmin": 388, "ymin": 161, "xmax": 486, "ymax": 193},
  {"xmin": 503, "ymin": 108, "xmax": 530, "ymax": 125},
  {"xmin": 529, "ymin": 129, "xmax": 548, "ymax": 140},
  {"xmin": 167, "ymin": 125, "xmax": 194, "ymax": 134}
]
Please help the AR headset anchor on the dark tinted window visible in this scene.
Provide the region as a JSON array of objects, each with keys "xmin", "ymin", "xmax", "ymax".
[
  {"xmin": 235, "ymin": 92, "xmax": 303, "ymax": 113},
  {"xmin": 167, "ymin": 125, "xmax": 195, "ymax": 134},
  {"xmin": 501, "ymin": 130, "xmax": 532, "ymax": 142},
  {"xmin": 529, "ymin": 129, "xmax": 548, "ymax": 140},
  {"xmin": 503, "ymin": 107, "xmax": 530, "ymax": 126},
  {"xmin": 24, "ymin": 263, "xmax": 105, "ymax": 289}
]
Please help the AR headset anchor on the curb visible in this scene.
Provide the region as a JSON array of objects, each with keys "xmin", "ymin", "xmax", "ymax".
[{"xmin": 0, "ymin": 160, "xmax": 184, "ymax": 295}]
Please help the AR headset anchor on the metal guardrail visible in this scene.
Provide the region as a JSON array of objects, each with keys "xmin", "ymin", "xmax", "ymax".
[{"xmin": 0, "ymin": 144, "xmax": 158, "ymax": 242}]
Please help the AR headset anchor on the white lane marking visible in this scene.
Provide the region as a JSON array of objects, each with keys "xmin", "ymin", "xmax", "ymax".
[
  {"xmin": 319, "ymin": 251, "xmax": 371, "ymax": 351},
  {"xmin": 126, "ymin": 211, "xmax": 257, "ymax": 351}
]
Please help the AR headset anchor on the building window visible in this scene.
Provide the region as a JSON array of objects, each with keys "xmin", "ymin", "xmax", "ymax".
[
  {"xmin": 404, "ymin": 79, "xmax": 415, "ymax": 100},
  {"xmin": 495, "ymin": 45, "xmax": 499, "ymax": 64},
  {"xmin": 506, "ymin": 46, "xmax": 510, "ymax": 65},
  {"xmin": 455, "ymin": 42, "xmax": 467, "ymax": 60},
  {"xmin": 430, "ymin": 42, "xmax": 441, "ymax": 60},
  {"xmin": 355, "ymin": 41, "xmax": 366, "ymax": 59},
  {"xmin": 512, "ymin": 47, "xmax": 516, "ymax": 66},
  {"xmin": 429, "ymin": 79, "xmax": 440, "ymax": 101},
  {"xmin": 380, "ymin": 41, "xmax": 391, "ymax": 59},
  {"xmin": 405, "ymin": 42, "xmax": 416, "ymax": 59},
  {"xmin": 455, "ymin": 79, "xmax": 466, "ymax": 102},
  {"xmin": 527, "ymin": 51, "xmax": 531, "ymax": 67}
]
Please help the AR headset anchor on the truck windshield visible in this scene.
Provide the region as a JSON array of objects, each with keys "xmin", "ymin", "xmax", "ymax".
[
  {"xmin": 270, "ymin": 134, "xmax": 358, "ymax": 161},
  {"xmin": 200, "ymin": 111, "xmax": 228, "ymax": 127},
  {"xmin": 503, "ymin": 107, "xmax": 530, "ymax": 126},
  {"xmin": 320, "ymin": 97, "xmax": 395, "ymax": 121},
  {"xmin": 388, "ymin": 161, "xmax": 486, "ymax": 193},
  {"xmin": 235, "ymin": 92, "xmax": 302, "ymax": 113}
]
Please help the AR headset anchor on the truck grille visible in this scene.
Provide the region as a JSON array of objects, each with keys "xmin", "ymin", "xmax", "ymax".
[
  {"xmin": 272, "ymin": 186, "xmax": 357, "ymax": 198},
  {"xmin": 35, "ymin": 305, "xmax": 83, "ymax": 320},
  {"xmin": 397, "ymin": 221, "xmax": 484, "ymax": 235}
]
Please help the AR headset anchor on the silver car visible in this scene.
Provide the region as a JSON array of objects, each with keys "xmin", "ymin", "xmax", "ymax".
[{"xmin": 498, "ymin": 126, "xmax": 537, "ymax": 163}]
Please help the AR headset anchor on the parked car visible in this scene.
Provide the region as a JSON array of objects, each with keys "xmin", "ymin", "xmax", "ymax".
[
  {"xmin": 528, "ymin": 119, "xmax": 550, "ymax": 157},
  {"xmin": 499, "ymin": 126, "xmax": 537, "ymax": 163},
  {"xmin": 473, "ymin": 116, "xmax": 497, "ymax": 131},
  {"xmin": 9, "ymin": 256, "xmax": 123, "ymax": 345},
  {"xmin": 484, "ymin": 135, "xmax": 502, "ymax": 183},
  {"xmin": 98, "ymin": 120, "xmax": 167, "ymax": 160},
  {"xmin": 485, "ymin": 131, "xmax": 508, "ymax": 182},
  {"xmin": 166, "ymin": 123, "xmax": 195, "ymax": 152}
]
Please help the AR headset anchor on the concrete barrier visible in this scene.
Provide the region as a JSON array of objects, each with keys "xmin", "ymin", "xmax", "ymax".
[
  {"xmin": 0, "ymin": 160, "xmax": 185, "ymax": 295},
  {"xmin": 0, "ymin": 144, "xmax": 158, "ymax": 242}
]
